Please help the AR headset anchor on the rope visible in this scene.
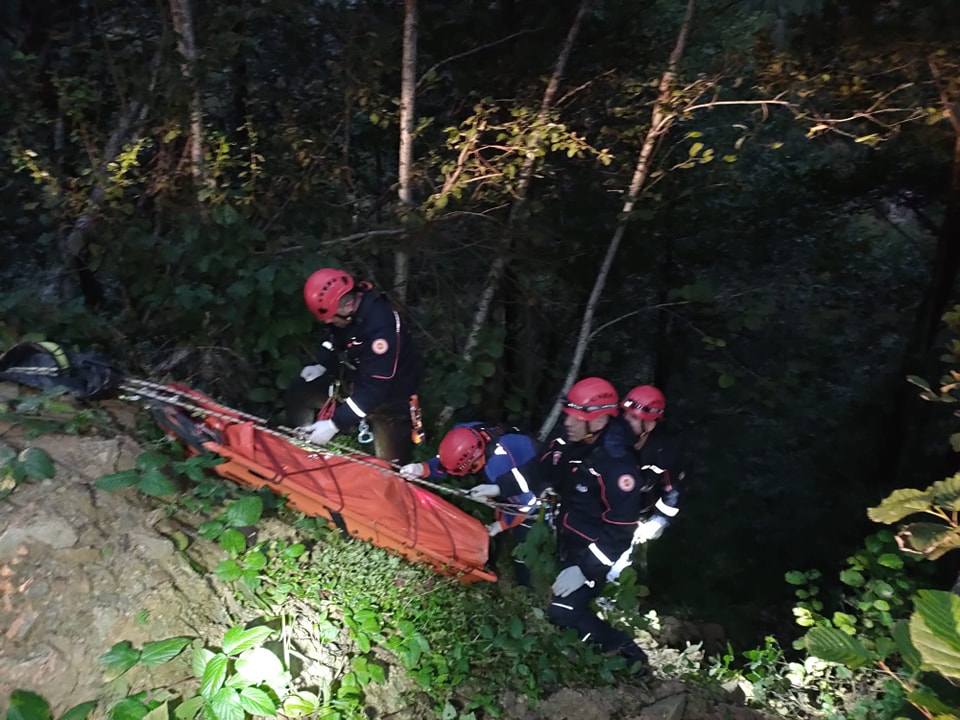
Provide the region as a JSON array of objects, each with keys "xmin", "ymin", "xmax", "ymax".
[{"xmin": 4, "ymin": 365, "xmax": 539, "ymax": 512}]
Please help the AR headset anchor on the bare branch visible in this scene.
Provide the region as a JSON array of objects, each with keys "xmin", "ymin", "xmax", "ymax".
[{"xmin": 417, "ymin": 29, "xmax": 539, "ymax": 89}]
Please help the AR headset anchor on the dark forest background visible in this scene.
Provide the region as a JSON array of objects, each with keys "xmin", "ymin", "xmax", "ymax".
[{"xmin": 3, "ymin": 0, "xmax": 960, "ymax": 648}]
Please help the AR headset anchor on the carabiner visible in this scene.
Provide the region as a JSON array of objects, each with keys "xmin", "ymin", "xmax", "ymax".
[{"xmin": 357, "ymin": 419, "xmax": 374, "ymax": 445}]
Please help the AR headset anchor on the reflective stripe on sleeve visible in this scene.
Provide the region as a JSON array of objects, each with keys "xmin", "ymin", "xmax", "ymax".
[
  {"xmin": 588, "ymin": 543, "xmax": 615, "ymax": 567},
  {"xmin": 345, "ymin": 397, "xmax": 367, "ymax": 419},
  {"xmin": 656, "ymin": 498, "xmax": 679, "ymax": 517},
  {"xmin": 511, "ymin": 467, "xmax": 531, "ymax": 494}
]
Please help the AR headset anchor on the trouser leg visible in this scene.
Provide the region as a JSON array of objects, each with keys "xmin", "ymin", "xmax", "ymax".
[
  {"xmin": 369, "ymin": 414, "xmax": 412, "ymax": 464},
  {"xmin": 284, "ymin": 377, "xmax": 332, "ymax": 427},
  {"xmin": 510, "ymin": 523, "xmax": 533, "ymax": 589}
]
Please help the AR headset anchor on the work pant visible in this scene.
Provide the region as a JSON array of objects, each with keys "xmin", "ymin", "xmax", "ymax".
[
  {"xmin": 547, "ymin": 561, "xmax": 648, "ymax": 664},
  {"xmin": 284, "ymin": 377, "xmax": 413, "ymax": 465}
]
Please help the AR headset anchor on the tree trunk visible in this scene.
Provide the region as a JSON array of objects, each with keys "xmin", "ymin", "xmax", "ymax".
[
  {"xmin": 537, "ymin": 0, "xmax": 697, "ymax": 439},
  {"xmin": 168, "ymin": 0, "xmax": 205, "ymax": 191},
  {"xmin": 394, "ymin": 0, "xmax": 418, "ymax": 303},
  {"xmin": 435, "ymin": 0, "xmax": 594, "ymax": 429}
]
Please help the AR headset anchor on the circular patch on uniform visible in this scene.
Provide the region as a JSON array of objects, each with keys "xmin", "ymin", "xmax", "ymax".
[
  {"xmin": 617, "ymin": 474, "xmax": 636, "ymax": 492},
  {"xmin": 371, "ymin": 338, "xmax": 389, "ymax": 355}
]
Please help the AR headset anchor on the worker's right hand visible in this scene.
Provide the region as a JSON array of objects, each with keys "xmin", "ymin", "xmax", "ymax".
[
  {"xmin": 300, "ymin": 364, "xmax": 327, "ymax": 382},
  {"xmin": 468, "ymin": 484, "xmax": 500, "ymax": 502},
  {"xmin": 398, "ymin": 462, "xmax": 428, "ymax": 479}
]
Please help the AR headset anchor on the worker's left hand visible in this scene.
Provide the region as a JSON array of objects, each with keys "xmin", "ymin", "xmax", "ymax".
[
  {"xmin": 634, "ymin": 515, "xmax": 668, "ymax": 544},
  {"xmin": 297, "ymin": 419, "xmax": 339, "ymax": 445},
  {"xmin": 552, "ymin": 565, "xmax": 588, "ymax": 598}
]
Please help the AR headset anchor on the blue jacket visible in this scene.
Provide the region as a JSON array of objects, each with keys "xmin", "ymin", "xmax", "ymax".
[{"xmin": 426, "ymin": 422, "xmax": 540, "ymax": 530}]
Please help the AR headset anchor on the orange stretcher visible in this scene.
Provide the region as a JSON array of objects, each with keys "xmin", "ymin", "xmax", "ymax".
[{"xmin": 152, "ymin": 385, "xmax": 497, "ymax": 583}]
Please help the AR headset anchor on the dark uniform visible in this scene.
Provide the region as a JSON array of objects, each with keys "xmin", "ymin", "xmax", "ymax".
[
  {"xmin": 425, "ymin": 422, "xmax": 541, "ymax": 586},
  {"xmin": 635, "ymin": 424, "xmax": 683, "ymax": 529},
  {"xmin": 285, "ymin": 282, "xmax": 420, "ymax": 463},
  {"xmin": 498, "ymin": 418, "xmax": 649, "ymax": 664}
]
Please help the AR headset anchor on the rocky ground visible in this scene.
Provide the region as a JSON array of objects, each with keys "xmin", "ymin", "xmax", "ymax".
[{"xmin": 0, "ymin": 385, "xmax": 780, "ymax": 720}]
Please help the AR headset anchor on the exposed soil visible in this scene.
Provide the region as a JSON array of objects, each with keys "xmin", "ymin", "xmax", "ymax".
[{"xmin": 0, "ymin": 386, "xmax": 778, "ymax": 720}]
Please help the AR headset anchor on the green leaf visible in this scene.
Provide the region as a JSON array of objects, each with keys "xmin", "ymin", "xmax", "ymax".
[
  {"xmin": 225, "ymin": 496, "xmax": 263, "ymax": 527},
  {"xmin": 910, "ymin": 590, "xmax": 960, "ymax": 679},
  {"xmin": 137, "ymin": 469, "xmax": 178, "ymax": 497},
  {"xmin": 897, "ymin": 522, "xmax": 960, "ymax": 559},
  {"xmin": 238, "ymin": 688, "xmax": 276, "ymax": 716},
  {"xmin": 892, "ymin": 619, "xmax": 922, "ymax": 671},
  {"xmin": 99, "ymin": 641, "xmax": 141, "ymax": 681},
  {"xmin": 839, "ymin": 569, "xmax": 865, "ymax": 587},
  {"xmin": 139, "ymin": 637, "xmax": 191, "ymax": 667},
  {"xmin": 105, "ymin": 697, "xmax": 148, "ymax": 720},
  {"xmin": 222, "ymin": 625, "xmax": 274, "ymax": 655},
  {"xmin": 18, "ymin": 448, "xmax": 54, "ymax": 479},
  {"xmin": 476, "ymin": 360, "xmax": 496, "ymax": 378},
  {"xmin": 689, "ymin": 142, "xmax": 704, "ymax": 157},
  {"xmin": 867, "ymin": 487, "xmax": 933, "ymax": 524},
  {"xmin": 208, "ymin": 688, "xmax": 243, "ymax": 720},
  {"xmin": 135, "ymin": 450, "xmax": 170, "ymax": 471},
  {"xmin": 876, "ymin": 553, "xmax": 903, "ymax": 569},
  {"xmin": 804, "ymin": 626, "xmax": 872, "ymax": 668},
  {"xmin": 200, "ymin": 653, "xmax": 229, "ymax": 698},
  {"xmin": 718, "ymin": 374, "xmax": 735, "ymax": 389},
  {"xmin": 232, "ymin": 646, "xmax": 286, "ymax": 687},
  {"xmin": 58, "ymin": 702, "xmax": 97, "ymax": 720},
  {"xmin": 172, "ymin": 696, "xmax": 204, "ymax": 720},
  {"xmin": 930, "ymin": 473, "xmax": 960, "ymax": 511},
  {"xmin": 218, "ymin": 529, "xmax": 247, "ymax": 556},
  {"xmin": 191, "ymin": 647, "xmax": 215, "ymax": 678},
  {"xmin": 281, "ymin": 691, "xmax": 319, "ymax": 718},
  {"xmin": 94, "ymin": 470, "xmax": 140, "ymax": 492},
  {"xmin": 7, "ymin": 690, "xmax": 52, "ymax": 720},
  {"xmin": 282, "ymin": 690, "xmax": 320, "ymax": 717},
  {"xmin": 784, "ymin": 571, "xmax": 807, "ymax": 585},
  {"xmin": 0, "ymin": 445, "xmax": 16, "ymax": 465},
  {"xmin": 215, "ymin": 559, "xmax": 243, "ymax": 581},
  {"xmin": 244, "ymin": 551, "xmax": 267, "ymax": 570}
]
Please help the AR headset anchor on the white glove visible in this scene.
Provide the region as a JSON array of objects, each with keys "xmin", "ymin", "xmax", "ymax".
[
  {"xmin": 486, "ymin": 521, "xmax": 505, "ymax": 538},
  {"xmin": 634, "ymin": 515, "xmax": 669, "ymax": 544},
  {"xmin": 467, "ymin": 484, "xmax": 500, "ymax": 502},
  {"xmin": 297, "ymin": 419, "xmax": 338, "ymax": 445},
  {"xmin": 552, "ymin": 565, "xmax": 589, "ymax": 598},
  {"xmin": 300, "ymin": 364, "xmax": 327, "ymax": 382},
  {"xmin": 398, "ymin": 462, "xmax": 428, "ymax": 479}
]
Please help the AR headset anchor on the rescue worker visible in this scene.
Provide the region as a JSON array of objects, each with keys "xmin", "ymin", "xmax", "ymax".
[
  {"xmin": 288, "ymin": 268, "xmax": 421, "ymax": 464},
  {"xmin": 398, "ymin": 423, "xmax": 541, "ymax": 586},
  {"xmin": 607, "ymin": 384, "xmax": 684, "ymax": 580},
  {"xmin": 468, "ymin": 377, "xmax": 650, "ymax": 673}
]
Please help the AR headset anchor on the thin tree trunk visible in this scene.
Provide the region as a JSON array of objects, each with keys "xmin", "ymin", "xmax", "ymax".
[
  {"xmin": 436, "ymin": 0, "xmax": 594, "ymax": 428},
  {"xmin": 394, "ymin": 0, "xmax": 418, "ymax": 303},
  {"xmin": 537, "ymin": 0, "xmax": 697, "ymax": 439},
  {"xmin": 168, "ymin": 0, "xmax": 205, "ymax": 190}
]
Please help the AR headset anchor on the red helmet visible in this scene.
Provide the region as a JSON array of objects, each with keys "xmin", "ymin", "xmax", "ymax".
[
  {"xmin": 562, "ymin": 377, "xmax": 619, "ymax": 421},
  {"xmin": 438, "ymin": 426, "xmax": 486, "ymax": 476},
  {"xmin": 621, "ymin": 385, "xmax": 665, "ymax": 421},
  {"xmin": 304, "ymin": 268, "xmax": 355, "ymax": 322}
]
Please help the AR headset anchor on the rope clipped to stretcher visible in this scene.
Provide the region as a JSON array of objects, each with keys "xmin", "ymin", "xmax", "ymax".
[{"xmin": 1, "ymin": 360, "xmax": 536, "ymax": 512}]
